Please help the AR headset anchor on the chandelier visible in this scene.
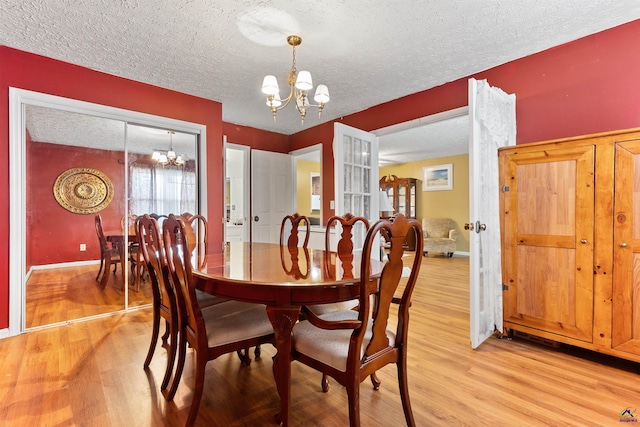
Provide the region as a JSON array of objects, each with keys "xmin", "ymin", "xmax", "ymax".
[
  {"xmin": 151, "ymin": 131, "xmax": 185, "ymax": 166},
  {"xmin": 261, "ymin": 35, "xmax": 330, "ymax": 125}
]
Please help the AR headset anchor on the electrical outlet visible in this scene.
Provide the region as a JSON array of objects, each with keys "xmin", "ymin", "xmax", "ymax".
[{"xmin": 79, "ymin": 243, "xmax": 86, "ymax": 251}]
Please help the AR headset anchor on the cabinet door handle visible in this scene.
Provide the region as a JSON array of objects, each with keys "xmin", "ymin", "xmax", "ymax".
[
  {"xmin": 580, "ymin": 239, "xmax": 587, "ymax": 244},
  {"xmin": 620, "ymin": 242, "xmax": 628, "ymax": 247}
]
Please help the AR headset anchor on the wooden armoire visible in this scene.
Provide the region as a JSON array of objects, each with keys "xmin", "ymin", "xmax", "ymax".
[{"xmin": 498, "ymin": 127, "xmax": 640, "ymax": 362}]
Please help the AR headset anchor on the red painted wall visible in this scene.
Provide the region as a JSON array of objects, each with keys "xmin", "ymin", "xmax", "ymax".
[
  {"xmin": 289, "ymin": 19, "xmax": 640, "ymax": 220},
  {"xmin": 223, "ymin": 122, "xmax": 290, "ymax": 153},
  {"xmin": 27, "ymin": 141, "xmax": 126, "ymax": 267}
]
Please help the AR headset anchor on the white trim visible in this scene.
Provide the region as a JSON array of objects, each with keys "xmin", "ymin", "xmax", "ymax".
[
  {"xmin": 9, "ymin": 88, "xmax": 207, "ymax": 337},
  {"xmin": 372, "ymin": 106, "xmax": 469, "ymax": 136},
  {"xmin": 24, "ymin": 304, "xmax": 150, "ymax": 333}
]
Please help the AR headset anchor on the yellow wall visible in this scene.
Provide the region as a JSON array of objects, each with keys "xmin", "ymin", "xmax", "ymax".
[
  {"xmin": 296, "ymin": 159, "xmax": 321, "ymax": 219},
  {"xmin": 380, "ymin": 153, "xmax": 470, "ymax": 252}
]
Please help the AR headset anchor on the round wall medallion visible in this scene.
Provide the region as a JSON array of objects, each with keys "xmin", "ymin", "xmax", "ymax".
[{"xmin": 53, "ymin": 167, "xmax": 114, "ymax": 214}]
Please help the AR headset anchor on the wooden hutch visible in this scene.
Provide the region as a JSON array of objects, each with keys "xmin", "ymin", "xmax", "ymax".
[{"xmin": 379, "ymin": 175, "xmax": 418, "ymax": 250}]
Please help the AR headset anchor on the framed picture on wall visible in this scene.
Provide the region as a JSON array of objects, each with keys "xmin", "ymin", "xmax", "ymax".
[{"xmin": 422, "ymin": 163, "xmax": 453, "ymax": 191}]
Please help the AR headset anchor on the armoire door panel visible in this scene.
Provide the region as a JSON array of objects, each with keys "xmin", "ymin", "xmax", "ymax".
[
  {"xmin": 503, "ymin": 145, "xmax": 594, "ymax": 342},
  {"xmin": 612, "ymin": 140, "xmax": 640, "ymax": 351}
]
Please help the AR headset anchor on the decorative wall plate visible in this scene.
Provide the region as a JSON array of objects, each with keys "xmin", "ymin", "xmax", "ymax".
[{"xmin": 53, "ymin": 167, "xmax": 114, "ymax": 214}]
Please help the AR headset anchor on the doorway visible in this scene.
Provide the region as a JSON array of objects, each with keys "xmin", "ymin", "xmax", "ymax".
[{"xmin": 224, "ymin": 142, "xmax": 249, "ymax": 243}]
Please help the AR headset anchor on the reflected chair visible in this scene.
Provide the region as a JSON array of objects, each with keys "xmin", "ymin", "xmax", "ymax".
[
  {"xmin": 94, "ymin": 214, "xmax": 121, "ymax": 287},
  {"xmin": 293, "ymin": 213, "xmax": 423, "ymax": 427},
  {"xmin": 149, "ymin": 213, "xmax": 168, "ymax": 226},
  {"xmin": 122, "ymin": 214, "xmax": 146, "ymax": 289},
  {"xmin": 163, "ymin": 214, "xmax": 274, "ymax": 426},
  {"xmin": 280, "ymin": 212, "xmax": 310, "ymax": 248}
]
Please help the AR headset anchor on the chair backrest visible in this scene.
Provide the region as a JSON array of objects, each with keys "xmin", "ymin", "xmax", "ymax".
[
  {"xmin": 355, "ymin": 213, "xmax": 423, "ymax": 371},
  {"xmin": 325, "ymin": 213, "xmax": 369, "ymax": 279},
  {"xmin": 149, "ymin": 213, "xmax": 168, "ymax": 226},
  {"xmin": 422, "ymin": 217, "xmax": 453, "ymax": 239},
  {"xmin": 95, "ymin": 214, "xmax": 108, "ymax": 249},
  {"xmin": 121, "ymin": 214, "xmax": 139, "ymax": 236},
  {"xmin": 178, "ymin": 212, "xmax": 208, "ymax": 265},
  {"xmin": 137, "ymin": 214, "xmax": 174, "ymax": 312},
  {"xmin": 325, "ymin": 213, "xmax": 370, "ymax": 254},
  {"xmin": 163, "ymin": 214, "xmax": 204, "ymax": 345},
  {"xmin": 280, "ymin": 213, "xmax": 310, "ymax": 248}
]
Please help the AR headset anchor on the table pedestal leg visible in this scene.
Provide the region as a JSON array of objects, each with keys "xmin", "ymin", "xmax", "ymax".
[{"xmin": 266, "ymin": 306, "xmax": 300, "ymax": 427}]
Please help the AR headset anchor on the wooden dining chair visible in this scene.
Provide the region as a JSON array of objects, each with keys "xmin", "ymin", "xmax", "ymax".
[
  {"xmin": 178, "ymin": 211, "xmax": 256, "ymax": 361},
  {"xmin": 163, "ymin": 214, "xmax": 275, "ymax": 426},
  {"xmin": 179, "ymin": 212, "xmax": 208, "ymax": 266},
  {"xmin": 94, "ymin": 214, "xmax": 121, "ymax": 287},
  {"xmin": 137, "ymin": 214, "xmax": 179, "ymax": 396},
  {"xmin": 304, "ymin": 213, "xmax": 370, "ymax": 392},
  {"xmin": 280, "ymin": 212, "xmax": 310, "ymax": 248},
  {"xmin": 293, "ymin": 213, "xmax": 423, "ymax": 427}
]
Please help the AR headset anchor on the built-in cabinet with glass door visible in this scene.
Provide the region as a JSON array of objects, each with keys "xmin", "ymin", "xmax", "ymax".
[
  {"xmin": 379, "ymin": 175, "xmax": 418, "ymax": 249},
  {"xmin": 498, "ymin": 127, "xmax": 640, "ymax": 364}
]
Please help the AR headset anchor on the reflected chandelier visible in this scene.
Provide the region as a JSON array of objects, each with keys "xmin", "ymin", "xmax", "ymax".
[
  {"xmin": 261, "ymin": 35, "xmax": 330, "ymax": 125},
  {"xmin": 152, "ymin": 131, "xmax": 185, "ymax": 166}
]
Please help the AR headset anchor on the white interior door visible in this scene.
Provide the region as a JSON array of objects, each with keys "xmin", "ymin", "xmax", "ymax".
[
  {"xmin": 251, "ymin": 149, "xmax": 293, "ymax": 243},
  {"xmin": 468, "ymin": 78, "xmax": 516, "ymax": 348},
  {"xmin": 333, "ymin": 123, "xmax": 379, "ymax": 250}
]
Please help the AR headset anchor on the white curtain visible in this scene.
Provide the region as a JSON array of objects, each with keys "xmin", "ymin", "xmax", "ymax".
[
  {"xmin": 129, "ymin": 162, "xmax": 196, "ymax": 216},
  {"xmin": 474, "ymin": 79, "xmax": 516, "ymax": 336}
]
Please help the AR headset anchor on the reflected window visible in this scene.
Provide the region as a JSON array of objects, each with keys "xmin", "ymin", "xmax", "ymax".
[{"xmin": 130, "ymin": 162, "xmax": 196, "ymax": 215}]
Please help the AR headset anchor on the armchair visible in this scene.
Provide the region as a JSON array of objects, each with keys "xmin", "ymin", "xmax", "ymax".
[{"xmin": 422, "ymin": 218, "xmax": 457, "ymax": 258}]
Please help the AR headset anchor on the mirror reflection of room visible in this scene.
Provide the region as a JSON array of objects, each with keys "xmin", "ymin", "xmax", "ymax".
[{"xmin": 24, "ymin": 107, "xmax": 198, "ymax": 329}]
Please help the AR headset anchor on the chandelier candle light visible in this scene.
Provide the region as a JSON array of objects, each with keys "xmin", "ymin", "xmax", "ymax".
[
  {"xmin": 152, "ymin": 131, "xmax": 185, "ymax": 166},
  {"xmin": 261, "ymin": 35, "xmax": 330, "ymax": 125}
]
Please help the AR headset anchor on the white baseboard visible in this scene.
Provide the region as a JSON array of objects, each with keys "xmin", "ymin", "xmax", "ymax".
[{"xmin": 31, "ymin": 260, "xmax": 101, "ymax": 270}]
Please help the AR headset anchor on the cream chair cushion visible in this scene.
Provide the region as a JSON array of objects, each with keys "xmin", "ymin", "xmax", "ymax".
[
  {"xmin": 293, "ymin": 310, "xmax": 396, "ymax": 372},
  {"xmin": 202, "ymin": 301, "xmax": 273, "ymax": 347}
]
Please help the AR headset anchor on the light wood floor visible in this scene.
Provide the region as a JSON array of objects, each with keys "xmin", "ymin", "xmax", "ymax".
[
  {"xmin": 26, "ymin": 264, "xmax": 153, "ymax": 328},
  {"xmin": 4, "ymin": 255, "xmax": 640, "ymax": 426}
]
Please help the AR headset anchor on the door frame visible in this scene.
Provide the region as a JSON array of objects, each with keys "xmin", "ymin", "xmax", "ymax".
[
  {"xmin": 223, "ymin": 141, "xmax": 250, "ymax": 242},
  {"xmin": 8, "ymin": 88, "xmax": 207, "ymax": 337}
]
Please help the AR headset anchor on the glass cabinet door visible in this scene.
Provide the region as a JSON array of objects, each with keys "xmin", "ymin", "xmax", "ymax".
[
  {"xmin": 398, "ymin": 185, "xmax": 406, "ymax": 215},
  {"xmin": 410, "ymin": 182, "xmax": 416, "ymax": 218}
]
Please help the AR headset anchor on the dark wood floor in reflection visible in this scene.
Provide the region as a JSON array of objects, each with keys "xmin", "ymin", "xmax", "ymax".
[{"xmin": 26, "ymin": 263, "xmax": 153, "ymax": 328}]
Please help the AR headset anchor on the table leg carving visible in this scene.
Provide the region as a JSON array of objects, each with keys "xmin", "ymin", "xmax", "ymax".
[{"xmin": 266, "ymin": 306, "xmax": 300, "ymax": 427}]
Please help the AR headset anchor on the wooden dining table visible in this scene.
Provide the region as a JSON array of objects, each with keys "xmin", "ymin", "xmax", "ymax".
[{"xmin": 192, "ymin": 241, "xmax": 383, "ymax": 426}]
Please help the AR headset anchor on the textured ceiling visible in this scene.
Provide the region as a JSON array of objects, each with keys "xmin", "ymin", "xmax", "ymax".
[{"xmin": 4, "ymin": 1, "xmax": 640, "ymax": 162}]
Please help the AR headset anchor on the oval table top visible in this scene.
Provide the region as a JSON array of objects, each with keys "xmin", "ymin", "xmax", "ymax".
[{"xmin": 192, "ymin": 241, "xmax": 383, "ymax": 306}]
